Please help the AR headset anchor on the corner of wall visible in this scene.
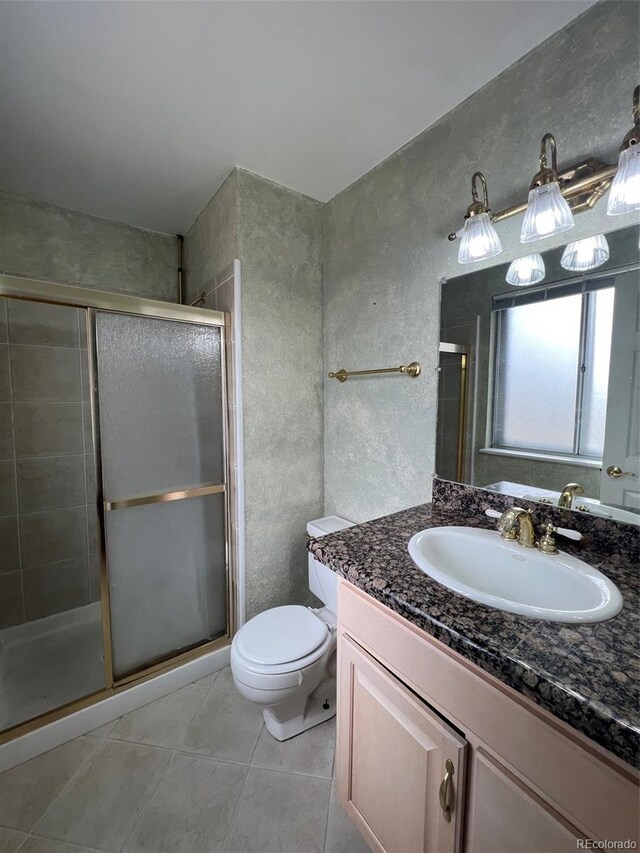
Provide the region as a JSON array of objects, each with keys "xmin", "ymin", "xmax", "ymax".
[{"xmin": 182, "ymin": 169, "xmax": 240, "ymax": 303}]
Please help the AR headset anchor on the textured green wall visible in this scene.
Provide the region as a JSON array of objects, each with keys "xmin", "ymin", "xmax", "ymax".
[
  {"xmin": 237, "ymin": 170, "xmax": 324, "ymax": 619},
  {"xmin": 184, "ymin": 168, "xmax": 325, "ymax": 620},
  {"xmin": 323, "ymin": 0, "xmax": 640, "ymax": 522},
  {"xmin": 183, "ymin": 171, "xmax": 238, "ymax": 302},
  {"xmin": 0, "ymin": 190, "xmax": 178, "ymax": 301}
]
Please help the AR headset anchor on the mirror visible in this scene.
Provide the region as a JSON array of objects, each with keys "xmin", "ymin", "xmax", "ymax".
[{"xmin": 437, "ymin": 225, "xmax": 640, "ymax": 525}]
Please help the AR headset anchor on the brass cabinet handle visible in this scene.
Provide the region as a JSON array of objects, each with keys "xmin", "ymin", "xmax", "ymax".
[
  {"xmin": 438, "ymin": 758, "xmax": 455, "ymax": 823},
  {"xmin": 606, "ymin": 465, "xmax": 636, "ymax": 480}
]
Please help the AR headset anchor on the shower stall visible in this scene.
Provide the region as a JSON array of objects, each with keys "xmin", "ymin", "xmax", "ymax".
[{"xmin": 0, "ymin": 275, "xmax": 235, "ymax": 741}]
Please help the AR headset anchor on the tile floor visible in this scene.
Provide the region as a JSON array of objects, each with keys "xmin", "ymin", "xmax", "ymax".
[{"xmin": 0, "ymin": 667, "xmax": 370, "ymax": 853}]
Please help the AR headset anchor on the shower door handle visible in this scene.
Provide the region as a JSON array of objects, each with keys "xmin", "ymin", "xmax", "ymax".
[{"xmin": 104, "ymin": 482, "xmax": 225, "ymax": 511}]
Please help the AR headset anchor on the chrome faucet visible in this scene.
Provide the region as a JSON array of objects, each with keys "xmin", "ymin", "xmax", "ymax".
[
  {"xmin": 496, "ymin": 507, "xmax": 536, "ymax": 548},
  {"xmin": 558, "ymin": 482, "xmax": 584, "ymax": 508}
]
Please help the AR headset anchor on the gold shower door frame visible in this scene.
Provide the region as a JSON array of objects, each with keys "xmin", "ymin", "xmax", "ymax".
[
  {"xmin": 439, "ymin": 342, "xmax": 469, "ymax": 483},
  {"xmin": 0, "ymin": 274, "xmax": 237, "ymax": 744}
]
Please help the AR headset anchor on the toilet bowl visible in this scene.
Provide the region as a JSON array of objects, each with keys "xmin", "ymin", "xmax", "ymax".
[{"xmin": 231, "ymin": 515, "xmax": 354, "ymax": 740}]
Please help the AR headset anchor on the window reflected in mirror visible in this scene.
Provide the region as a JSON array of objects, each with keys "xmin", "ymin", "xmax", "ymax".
[
  {"xmin": 493, "ymin": 285, "xmax": 614, "ymax": 458},
  {"xmin": 437, "ymin": 224, "xmax": 640, "ymax": 525}
]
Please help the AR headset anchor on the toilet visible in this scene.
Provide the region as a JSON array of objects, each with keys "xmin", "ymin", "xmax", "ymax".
[{"xmin": 231, "ymin": 515, "xmax": 354, "ymax": 740}]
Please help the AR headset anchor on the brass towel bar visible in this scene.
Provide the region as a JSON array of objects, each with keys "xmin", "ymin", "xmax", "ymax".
[{"xmin": 328, "ymin": 362, "xmax": 422, "ymax": 382}]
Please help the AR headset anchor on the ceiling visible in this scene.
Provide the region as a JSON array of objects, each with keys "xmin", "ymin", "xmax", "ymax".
[{"xmin": 0, "ymin": 1, "xmax": 593, "ymax": 234}]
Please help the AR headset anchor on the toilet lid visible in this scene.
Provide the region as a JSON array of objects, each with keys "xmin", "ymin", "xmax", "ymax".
[{"xmin": 236, "ymin": 605, "xmax": 328, "ymax": 666}]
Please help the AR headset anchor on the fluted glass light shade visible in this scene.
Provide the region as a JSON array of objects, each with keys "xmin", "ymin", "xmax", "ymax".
[
  {"xmin": 458, "ymin": 212, "xmax": 502, "ymax": 264},
  {"xmin": 607, "ymin": 145, "xmax": 640, "ymax": 215},
  {"xmin": 561, "ymin": 234, "xmax": 610, "ymax": 272},
  {"xmin": 520, "ymin": 182, "xmax": 574, "ymax": 243},
  {"xmin": 506, "ymin": 254, "xmax": 545, "ymax": 286}
]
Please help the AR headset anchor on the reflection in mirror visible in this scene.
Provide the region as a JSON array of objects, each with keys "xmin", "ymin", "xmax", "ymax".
[{"xmin": 437, "ymin": 225, "xmax": 640, "ymax": 525}]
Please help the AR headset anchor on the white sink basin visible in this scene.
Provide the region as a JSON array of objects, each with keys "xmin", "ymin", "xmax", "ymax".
[{"xmin": 407, "ymin": 527, "xmax": 623, "ymax": 623}]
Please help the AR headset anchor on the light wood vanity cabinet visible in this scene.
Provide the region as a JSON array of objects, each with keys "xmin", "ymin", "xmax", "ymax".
[
  {"xmin": 339, "ymin": 635, "xmax": 467, "ymax": 853},
  {"xmin": 464, "ymin": 748, "xmax": 586, "ymax": 853},
  {"xmin": 336, "ymin": 581, "xmax": 639, "ymax": 853}
]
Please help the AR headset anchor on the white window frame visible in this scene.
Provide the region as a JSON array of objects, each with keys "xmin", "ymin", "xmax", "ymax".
[{"xmin": 484, "ymin": 277, "xmax": 615, "ymax": 465}]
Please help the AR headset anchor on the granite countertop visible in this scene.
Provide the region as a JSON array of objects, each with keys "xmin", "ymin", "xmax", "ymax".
[{"xmin": 308, "ymin": 501, "xmax": 640, "ymax": 768}]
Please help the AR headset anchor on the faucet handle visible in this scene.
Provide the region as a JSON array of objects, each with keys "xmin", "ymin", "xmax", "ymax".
[
  {"xmin": 538, "ymin": 521, "xmax": 583, "ymax": 555},
  {"xmin": 555, "ymin": 526, "xmax": 583, "ymax": 542},
  {"xmin": 486, "ymin": 508, "xmax": 582, "ymax": 540}
]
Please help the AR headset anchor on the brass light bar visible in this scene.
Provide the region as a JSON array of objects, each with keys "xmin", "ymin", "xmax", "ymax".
[
  {"xmin": 448, "ymin": 159, "xmax": 617, "ymax": 242},
  {"xmin": 328, "ymin": 362, "xmax": 422, "ymax": 382}
]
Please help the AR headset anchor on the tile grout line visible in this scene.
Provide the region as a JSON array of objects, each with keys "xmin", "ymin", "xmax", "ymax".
[
  {"xmin": 118, "ymin": 671, "xmax": 248, "ymax": 853},
  {"xmin": 220, "ymin": 720, "xmax": 265, "ymax": 853},
  {"xmin": 20, "ymin": 832, "xmax": 105, "ymax": 853},
  {"xmin": 244, "ymin": 758, "xmax": 334, "ymax": 782},
  {"xmin": 107, "ymin": 670, "xmax": 228, "ymax": 852},
  {"xmin": 321, "ymin": 740, "xmax": 338, "ymax": 853},
  {"xmin": 78, "ymin": 325, "xmax": 93, "ymax": 606},
  {"xmin": 320, "ymin": 779, "xmax": 333, "ymax": 853},
  {"xmin": 0, "ymin": 451, "xmax": 86, "ymax": 462},
  {"xmin": 4, "ymin": 306, "xmax": 26, "ymax": 625},
  {"xmin": 29, "ymin": 736, "xmax": 105, "ymax": 840},
  {"xmin": 115, "ymin": 744, "xmax": 177, "ymax": 852}
]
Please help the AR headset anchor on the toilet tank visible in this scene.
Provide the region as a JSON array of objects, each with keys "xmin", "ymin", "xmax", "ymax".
[{"xmin": 307, "ymin": 515, "xmax": 354, "ymax": 614}]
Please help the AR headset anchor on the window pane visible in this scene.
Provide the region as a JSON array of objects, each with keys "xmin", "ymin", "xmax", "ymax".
[
  {"xmin": 579, "ymin": 287, "xmax": 614, "ymax": 457},
  {"xmin": 493, "ymin": 295, "xmax": 582, "ymax": 453}
]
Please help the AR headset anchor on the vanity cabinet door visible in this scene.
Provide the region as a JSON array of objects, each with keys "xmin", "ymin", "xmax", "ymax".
[
  {"xmin": 465, "ymin": 748, "xmax": 587, "ymax": 853},
  {"xmin": 337, "ymin": 634, "xmax": 467, "ymax": 853}
]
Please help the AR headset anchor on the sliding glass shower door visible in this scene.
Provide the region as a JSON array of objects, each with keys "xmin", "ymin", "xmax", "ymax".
[
  {"xmin": 94, "ymin": 312, "xmax": 228, "ymax": 680},
  {"xmin": 0, "ymin": 274, "xmax": 233, "ymax": 742}
]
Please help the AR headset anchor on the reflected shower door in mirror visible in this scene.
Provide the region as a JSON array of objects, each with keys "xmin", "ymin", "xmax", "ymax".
[
  {"xmin": 0, "ymin": 298, "xmax": 105, "ymax": 732},
  {"xmin": 437, "ymin": 224, "xmax": 640, "ymax": 525},
  {"xmin": 94, "ymin": 312, "xmax": 229, "ymax": 681},
  {"xmin": 436, "ymin": 343, "xmax": 470, "ymax": 483}
]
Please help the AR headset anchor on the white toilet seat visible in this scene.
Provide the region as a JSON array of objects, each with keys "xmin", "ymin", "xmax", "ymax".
[
  {"xmin": 231, "ymin": 605, "xmax": 336, "ymax": 690},
  {"xmin": 236, "ymin": 605, "xmax": 328, "ymax": 667}
]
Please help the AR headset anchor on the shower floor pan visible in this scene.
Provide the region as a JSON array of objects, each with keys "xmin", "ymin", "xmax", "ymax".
[{"xmin": 0, "ymin": 602, "xmax": 104, "ymax": 732}]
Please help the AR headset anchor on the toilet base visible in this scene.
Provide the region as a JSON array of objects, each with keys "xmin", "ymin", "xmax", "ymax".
[{"xmin": 263, "ymin": 676, "xmax": 336, "ymax": 741}]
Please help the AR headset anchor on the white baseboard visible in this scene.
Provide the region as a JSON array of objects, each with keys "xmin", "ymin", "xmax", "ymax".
[{"xmin": 0, "ymin": 644, "xmax": 230, "ymax": 773}]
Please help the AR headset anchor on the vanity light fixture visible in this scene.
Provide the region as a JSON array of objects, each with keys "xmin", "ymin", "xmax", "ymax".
[
  {"xmin": 505, "ymin": 253, "xmax": 545, "ymax": 286},
  {"xmin": 448, "ymin": 86, "xmax": 640, "ymax": 261},
  {"xmin": 457, "ymin": 172, "xmax": 502, "ymax": 264},
  {"xmin": 560, "ymin": 234, "xmax": 610, "ymax": 272},
  {"xmin": 520, "ymin": 134, "xmax": 575, "ymax": 243},
  {"xmin": 607, "ymin": 86, "xmax": 640, "ymax": 215}
]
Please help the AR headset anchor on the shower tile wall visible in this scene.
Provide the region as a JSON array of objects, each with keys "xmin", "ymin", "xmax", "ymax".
[{"xmin": 0, "ymin": 299, "xmax": 98, "ymax": 629}]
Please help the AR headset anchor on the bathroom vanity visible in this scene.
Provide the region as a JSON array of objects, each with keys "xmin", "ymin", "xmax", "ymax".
[{"xmin": 309, "ymin": 488, "xmax": 640, "ymax": 853}]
